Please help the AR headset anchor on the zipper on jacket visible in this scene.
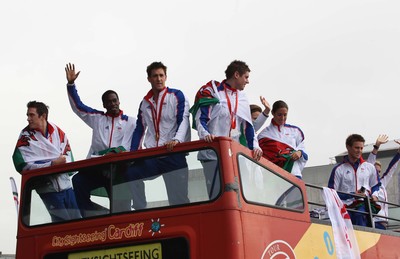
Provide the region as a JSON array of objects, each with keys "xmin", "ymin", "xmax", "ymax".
[{"xmin": 108, "ymin": 117, "xmax": 115, "ymax": 148}]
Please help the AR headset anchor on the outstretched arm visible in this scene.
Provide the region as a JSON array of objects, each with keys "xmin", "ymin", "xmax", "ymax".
[
  {"xmin": 380, "ymin": 139, "xmax": 400, "ymax": 187},
  {"xmin": 65, "ymin": 63, "xmax": 102, "ymax": 128},
  {"xmin": 253, "ymin": 96, "xmax": 271, "ymax": 131},
  {"xmin": 367, "ymin": 134, "xmax": 389, "ymax": 164}
]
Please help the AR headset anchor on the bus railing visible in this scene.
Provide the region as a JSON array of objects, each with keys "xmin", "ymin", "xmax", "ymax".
[{"xmin": 305, "ymin": 183, "xmax": 400, "ymax": 231}]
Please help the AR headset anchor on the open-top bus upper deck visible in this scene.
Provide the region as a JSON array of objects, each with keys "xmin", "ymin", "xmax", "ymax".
[{"xmin": 16, "ymin": 137, "xmax": 400, "ymax": 258}]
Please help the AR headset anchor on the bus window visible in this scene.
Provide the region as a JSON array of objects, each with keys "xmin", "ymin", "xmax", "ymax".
[
  {"xmin": 23, "ymin": 173, "xmax": 82, "ymax": 226},
  {"xmin": 238, "ymin": 154, "xmax": 304, "ymax": 211},
  {"xmin": 22, "ymin": 149, "xmax": 220, "ymax": 226},
  {"xmin": 123, "ymin": 149, "xmax": 220, "ymax": 210}
]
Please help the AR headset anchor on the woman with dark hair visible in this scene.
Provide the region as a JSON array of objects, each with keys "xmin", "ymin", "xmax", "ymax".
[{"xmin": 257, "ymin": 100, "xmax": 308, "ymax": 179}]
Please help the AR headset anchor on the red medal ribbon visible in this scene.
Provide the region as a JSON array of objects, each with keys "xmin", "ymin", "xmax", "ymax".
[
  {"xmin": 223, "ymin": 84, "xmax": 238, "ymax": 134},
  {"xmin": 149, "ymin": 87, "xmax": 168, "ymax": 146}
]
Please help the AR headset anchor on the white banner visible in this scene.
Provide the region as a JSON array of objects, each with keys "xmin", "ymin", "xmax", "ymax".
[{"xmin": 322, "ymin": 187, "xmax": 360, "ymax": 259}]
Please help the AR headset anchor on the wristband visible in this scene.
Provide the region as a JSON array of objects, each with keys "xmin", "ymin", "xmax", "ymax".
[
  {"xmin": 262, "ymin": 111, "xmax": 269, "ymax": 117},
  {"xmin": 373, "ymin": 145, "xmax": 379, "ymax": 150}
]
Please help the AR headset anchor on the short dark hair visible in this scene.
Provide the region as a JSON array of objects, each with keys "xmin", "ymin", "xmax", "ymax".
[
  {"xmin": 250, "ymin": 104, "xmax": 262, "ymax": 114},
  {"xmin": 27, "ymin": 101, "xmax": 49, "ymax": 120},
  {"xmin": 346, "ymin": 134, "xmax": 365, "ymax": 147},
  {"xmin": 272, "ymin": 100, "xmax": 289, "ymax": 113},
  {"xmin": 147, "ymin": 62, "xmax": 167, "ymax": 77},
  {"xmin": 225, "ymin": 60, "xmax": 250, "ymax": 79},
  {"xmin": 102, "ymin": 90, "xmax": 119, "ymax": 104}
]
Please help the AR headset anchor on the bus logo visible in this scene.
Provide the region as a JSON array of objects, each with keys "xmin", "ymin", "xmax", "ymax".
[
  {"xmin": 261, "ymin": 240, "xmax": 296, "ymax": 259},
  {"xmin": 149, "ymin": 218, "xmax": 165, "ymax": 237}
]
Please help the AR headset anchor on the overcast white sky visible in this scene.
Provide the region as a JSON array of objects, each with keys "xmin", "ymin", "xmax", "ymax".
[{"xmin": 2, "ymin": 0, "xmax": 400, "ymax": 254}]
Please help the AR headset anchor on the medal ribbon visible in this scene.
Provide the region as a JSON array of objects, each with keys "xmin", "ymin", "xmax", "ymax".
[
  {"xmin": 149, "ymin": 87, "xmax": 168, "ymax": 145},
  {"xmin": 224, "ymin": 84, "xmax": 238, "ymax": 135}
]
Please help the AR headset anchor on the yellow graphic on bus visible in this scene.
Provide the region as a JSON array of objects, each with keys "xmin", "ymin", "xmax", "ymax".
[{"xmin": 68, "ymin": 243, "xmax": 162, "ymax": 259}]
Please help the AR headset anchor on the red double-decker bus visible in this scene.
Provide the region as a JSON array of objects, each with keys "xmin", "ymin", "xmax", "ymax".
[{"xmin": 16, "ymin": 137, "xmax": 400, "ymax": 258}]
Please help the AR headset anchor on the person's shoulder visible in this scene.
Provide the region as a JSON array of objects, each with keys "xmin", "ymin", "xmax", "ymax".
[
  {"xmin": 238, "ymin": 90, "xmax": 248, "ymax": 98},
  {"xmin": 48, "ymin": 121, "xmax": 66, "ymax": 133},
  {"xmin": 46, "ymin": 122, "xmax": 68, "ymax": 140},
  {"xmin": 167, "ymin": 87, "xmax": 187, "ymax": 99},
  {"xmin": 284, "ymin": 123, "xmax": 301, "ymax": 129},
  {"xmin": 167, "ymin": 87, "xmax": 184, "ymax": 94},
  {"xmin": 119, "ymin": 113, "xmax": 130, "ymax": 121},
  {"xmin": 47, "ymin": 121, "xmax": 59, "ymax": 129},
  {"xmin": 362, "ymin": 160, "xmax": 376, "ymax": 170},
  {"xmin": 331, "ymin": 160, "xmax": 347, "ymax": 172},
  {"xmin": 123, "ymin": 114, "xmax": 137, "ymax": 123},
  {"xmin": 196, "ymin": 80, "xmax": 220, "ymax": 97},
  {"xmin": 199, "ymin": 80, "xmax": 220, "ymax": 89},
  {"xmin": 284, "ymin": 124, "xmax": 305, "ymax": 134},
  {"xmin": 19, "ymin": 125, "xmax": 30, "ymax": 133}
]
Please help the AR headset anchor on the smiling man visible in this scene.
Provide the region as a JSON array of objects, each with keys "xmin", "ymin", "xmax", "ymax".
[
  {"xmin": 126, "ymin": 61, "xmax": 191, "ymax": 209},
  {"xmin": 328, "ymin": 134, "xmax": 380, "ymax": 227},
  {"xmin": 65, "ymin": 63, "xmax": 136, "ymax": 216},
  {"xmin": 65, "ymin": 63, "xmax": 136, "ymax": 157},
  {"xmin": 191, "ymin": 60, "xmax": 262, "ymax": 155},
  {"xmin": 190, "ymin": 60, "xmax": 263, "ymax": 198}
]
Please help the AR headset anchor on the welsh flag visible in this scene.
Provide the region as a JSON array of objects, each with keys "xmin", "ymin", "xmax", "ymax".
[{"xmin": 189, "ymin": 80, "xmax": 220, "ymax": 129}]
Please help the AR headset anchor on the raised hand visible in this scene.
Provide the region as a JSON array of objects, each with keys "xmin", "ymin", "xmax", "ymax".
[
  {"xmin": 375, "ymin": 134, "xmax": 389, "ymax": 147},
  {"xmin": 260, "ymin": 96, "xmax": 271, "ymax": 115},
  {"xmin": 65, "ymin": 63, "xmax": 81, "ymax": 84}
]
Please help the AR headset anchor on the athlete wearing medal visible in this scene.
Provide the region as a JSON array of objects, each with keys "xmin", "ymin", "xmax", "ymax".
[
  {"xmin": 127, "ymin": 61, "xmax": 191, "ymax": 209},
  {"xmin": 192, "ymin": 60, "xmax": 262, "ymax": 160},
  {"xmin": 190, "ymin": 60, "xmax": 262, "ymax": 198}
]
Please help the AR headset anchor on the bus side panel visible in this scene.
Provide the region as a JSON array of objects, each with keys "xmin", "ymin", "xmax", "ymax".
[
  {"xmin": 241, "ymin": 211, "xmax": 311, "ymax": 258},
  {"xmin": 16, "ymin": 236, "xmax": 37, "ymax": 259},
  {"xmin": 199, "ymin": 210, "xmax": 244, "ymax": 259},
  {"xmin": 361, "ymin": 232, "xmax": 400, "ymax": 258},
  {"xmin": 249, "ymin": 217, "xmax": 400, "ymax": 259},
  {"xmin": 293, "ymin": 222, "xmax": 400, "ymax": 258}
]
